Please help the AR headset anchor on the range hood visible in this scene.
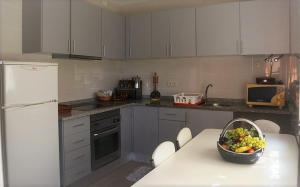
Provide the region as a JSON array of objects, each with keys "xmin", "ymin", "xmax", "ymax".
[
  {"xmin": 52, "ymin": 54, "xmax": 103, "ymax": 61},
  {"xmin": 88, "ymin": 0, "xmax": 247, "ymax": 14}
]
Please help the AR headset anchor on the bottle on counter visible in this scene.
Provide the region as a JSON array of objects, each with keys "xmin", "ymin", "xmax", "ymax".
[{"xmin": 150, "ymin": 72, "xmax": 161, "ymax": 103}]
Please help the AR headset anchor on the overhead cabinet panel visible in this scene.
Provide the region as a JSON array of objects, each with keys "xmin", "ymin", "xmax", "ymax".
[
  {"xmin": 151, "ymin": 11, "xmax": 170, "ymax": 58},
  {"xmin": 127, "ymin": 14, "xmax": 151, "ymax": 59},
  {"xmin": 71, "ymin": 0, "xmax": 101, "ymax": 57},
  {"xmin": 196, "ymin": 2, "xmax": 240, "ymax": 56},
  {"xmin": 169, "ymin": 8, "xmax": 196, "ymax": 57},
  {"xmin": 240, "ymin": 0, "xmax": 290, "ymax": 55},
  {"xmin": 291, "ymin": 0, "xmax": 300, "ymax": 54},
  {"xmin": 42, "ymin": 0, "xmax": 70, "ymax": 54},
  {"xmin": 102, "ymin": 9, "xmax": 125, "ymax": 59}
]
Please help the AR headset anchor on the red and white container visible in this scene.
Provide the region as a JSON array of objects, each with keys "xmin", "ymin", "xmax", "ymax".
[{"xmin": 173, "ymin": 93, "xmax": 203, "ymax": 105}]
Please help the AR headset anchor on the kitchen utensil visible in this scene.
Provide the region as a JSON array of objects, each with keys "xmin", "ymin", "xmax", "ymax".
[
  {"xmin": 150, "ymin": 72, "xmax": 160, "ymax": 103},
  {"xmin": 133, "ymin": 76, "xmax": 142, "ymax": 89}
]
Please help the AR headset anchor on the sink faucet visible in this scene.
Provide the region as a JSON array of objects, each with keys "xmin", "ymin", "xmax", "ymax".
[{"xmin": 204, "ymin": 84, "xmax": 213, "ymax": 104}]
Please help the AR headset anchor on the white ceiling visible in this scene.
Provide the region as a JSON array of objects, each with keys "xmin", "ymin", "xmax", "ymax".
[{"xmin": 87, "ymin": 0, "xmax": 243, "ymax": 14}]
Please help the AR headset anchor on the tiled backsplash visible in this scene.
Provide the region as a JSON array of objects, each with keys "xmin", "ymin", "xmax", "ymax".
[
  {"xmin": 55, "ymin": 55, "xmax": 289, "ymax": 102},
  {"xmin": 57, "ymin": 59, "xmax": 121, "ymax": 102},
  {"xmin": 119, "ymin": 56, "xmax": 289, "ymax": 99}
]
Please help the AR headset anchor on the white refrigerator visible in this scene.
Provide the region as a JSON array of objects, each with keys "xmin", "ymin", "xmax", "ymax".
[{"xmin": 0, "ymin": 61, "xmax": 60, "ymax": 187}]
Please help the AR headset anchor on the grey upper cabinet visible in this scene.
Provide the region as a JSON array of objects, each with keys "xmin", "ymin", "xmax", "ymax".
[
  {"xmin": 196, "ymin": 2, "xmax": 240, "ymax": 56},
  {"xmin": 102, "ymin": 9, "xmax": 125, "ymax": 59},
  {"xmin": 71, "ymin": 0, "xmax": 101, "ymax": 57},
  {"xmin": 169, "ymin": 8, "xmax": 196, "ymax": 57},
  {"xmin": 291, "ymin": 0, "xmax": 300, "ymax": 54},
  {"xmin": 240, "ymin": 0, "xmax": 290, "ymax": 55},
  {"xmin": 187, "ymin": 110, "xmax": 233, "ymax": 137},
  {"xmin": 42, "ymin": 0, "xmax": 70, "ymax": 54},
  {"xmin": 127, "ymin": 13, "xmax": 152, "ymax": 59},
  {"xmin": 22, "ymin": 0, "xmax": 42, "ymax": 53},
  {"xmin": 151, "ymin": 11, "xmax": 170, "ymax": 58},
  {"xmin": 133, "ymin": 106, "xmax": 158, "ymax": 162}
]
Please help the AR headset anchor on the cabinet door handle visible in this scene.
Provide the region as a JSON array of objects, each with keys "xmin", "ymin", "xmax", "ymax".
[
  {"xmin": 169, "ymin": 43, "xmax": 172, "ymax": 56},
  {"xmin": 68, "ymin": 40, "xmax": 71, "ymax": 53},
  {"xmin": 165, "ymin": 113, "xmax": 176, "ymax": 116},
  {"xmin": 73, "ymin": 40, "xmax": 76, "ymax": 53},
  {"xmin": 129, "ymin": 47, "xmax": 132, "ymax": 57},
  {"xmin": 103, "ymin": 45, "xmax": 106, "ymax": 57},
  {"xmin": 240, "ymin": 40, "xmax": 243, "ymax": 54},
  {"xmin": 72, "ymin": 123, "xmax": 84, "ymax": 128}
]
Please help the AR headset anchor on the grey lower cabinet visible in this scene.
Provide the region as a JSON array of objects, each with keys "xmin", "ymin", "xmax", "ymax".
[
  {"xmin": 60, "ymin": 116, "xmax": 91, "ymax": 186},
  {"xmin": 187, "ymin": 109, "xmax": 233, "ymax": 137},
  {"xmin": 159, "ymin": 120, "xmax": 185, "ymax": 145},
  {"xmin": 121, "ymin": 107, "xmax": 133, "ymax": 160},
  {"xmin": 158, "ymin": 108, "xmax": 186, "ymax": 145},
  {"xmin": 132, "ymin": 106, "xmax": 159, "ymax": 163}
]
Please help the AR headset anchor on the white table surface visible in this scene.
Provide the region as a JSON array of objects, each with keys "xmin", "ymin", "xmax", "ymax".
[{"xmin": 133, "ymin": 129, "xmax": 299, "ymax": 187}]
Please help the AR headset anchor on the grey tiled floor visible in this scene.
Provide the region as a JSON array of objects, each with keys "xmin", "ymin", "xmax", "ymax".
[{"xmin": 68, "ymin": 161, "xmax": 148, "ymax": 187}]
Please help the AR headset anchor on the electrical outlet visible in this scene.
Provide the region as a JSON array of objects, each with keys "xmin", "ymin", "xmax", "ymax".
[
  {"xmin": 255, "ymin": 62, "xmax": 261, "ymax": 68},
  {"xmin": 166, "ymin": 81, "xmax": 177, "ymax": 88}
]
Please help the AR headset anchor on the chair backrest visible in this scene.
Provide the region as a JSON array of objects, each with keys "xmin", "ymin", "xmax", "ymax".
[
  {"xmin": 176, "ymin": 127, "xmax": 192, "ymax": 149},
  {"xmin": 152, "ymin": 141, "xmax": 175, "ymax": 168},
  {"xmin": 254, "ymin": 119, "xmax": 280, "ymax": 134}
]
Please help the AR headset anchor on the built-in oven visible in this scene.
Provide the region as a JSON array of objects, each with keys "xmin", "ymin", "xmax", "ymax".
[{"xmin": 90, "ymin": 109, "xmax": 121, "ymax": 170}]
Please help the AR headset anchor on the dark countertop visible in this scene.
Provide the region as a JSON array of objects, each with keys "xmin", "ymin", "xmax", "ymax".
[
  {"xmin": 146, "ymin": 98, "xmax": 292, "ymax": 115},
  {"xmin": 59, "ymin": 97, "xmax": 292, "ymax": 121}
]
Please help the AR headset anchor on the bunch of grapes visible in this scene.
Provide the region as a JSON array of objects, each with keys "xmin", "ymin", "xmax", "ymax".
[
  {"xmin": 229, "ymin": 135, "xmax": 266, "ymax": 151},
  {"xmin": 225, "ymin": 128, "xmax": 250, "ymax": 140},
  {"xmin": 224, "ymin": 128, "xmax": 266, "ymax": 153}
]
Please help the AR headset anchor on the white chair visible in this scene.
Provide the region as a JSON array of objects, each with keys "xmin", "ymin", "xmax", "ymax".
[
  {"xmin": 176, "ymin": 127, "xmax": 192, "ymax": 149},
  {"xmin": 151, "ymin": 141, "xmax": 175, "ymax": 168},
  {"xmin": 254, "ymin": 119, "xmax": 280, "ymax": 134}
]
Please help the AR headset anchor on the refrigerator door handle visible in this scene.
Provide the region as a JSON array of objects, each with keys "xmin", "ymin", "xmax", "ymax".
[{"xmin": 1, "ymin": 100, "xmax": 58, "ymax": 110}]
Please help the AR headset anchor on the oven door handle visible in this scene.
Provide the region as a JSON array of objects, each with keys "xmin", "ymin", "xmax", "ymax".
[{"xmin": 93, "ymin": 127, "xmax": 119, "ymax": 138}]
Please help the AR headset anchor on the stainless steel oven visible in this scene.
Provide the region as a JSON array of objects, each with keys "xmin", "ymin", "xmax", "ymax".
[{"xmin": 90, "ymin": 109, "xmax": 120, "ymax": 170}]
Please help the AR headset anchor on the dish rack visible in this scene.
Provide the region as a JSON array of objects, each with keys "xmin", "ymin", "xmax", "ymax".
[{"xmin": 173, "ymin": 93, "xmax": 203, "ymax": 105}]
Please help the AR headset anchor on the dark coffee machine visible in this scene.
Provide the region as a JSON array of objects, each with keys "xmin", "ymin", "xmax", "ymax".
[{"xmin": 115, "ymin": 77, "xmax": 142, "ymax": 100}]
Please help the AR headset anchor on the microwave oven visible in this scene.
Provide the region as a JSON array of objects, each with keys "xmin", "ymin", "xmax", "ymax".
[{"xmin": 246, "ymin": 84, "xmax": 285, "ymax": 108}]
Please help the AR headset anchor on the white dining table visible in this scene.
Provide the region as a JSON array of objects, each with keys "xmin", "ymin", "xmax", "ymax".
[{"xmin": 133, "ymin": 129, "xmax": 299, "ymax": 187}]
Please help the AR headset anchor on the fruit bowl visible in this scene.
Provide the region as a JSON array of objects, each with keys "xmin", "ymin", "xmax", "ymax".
[{"xmin": 217, "ymin": 118, "xmax": 266, "ymax": 164}]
